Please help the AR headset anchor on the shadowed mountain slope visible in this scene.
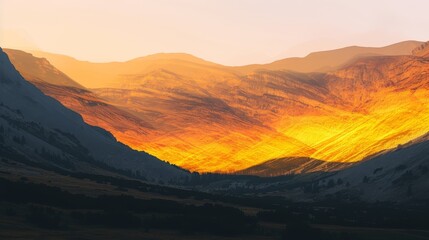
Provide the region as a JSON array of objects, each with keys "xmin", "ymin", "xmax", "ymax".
[
  {"xmin": 4, "ymin": 49, "xmax": 162, "ymax": 150},
  {"xmin": 0, "ymin": 47, "xmax": 186, "ymax": 180},
  {"xmin": 322, "ymin": 132, "xmax": 429, "ymax": 202}
]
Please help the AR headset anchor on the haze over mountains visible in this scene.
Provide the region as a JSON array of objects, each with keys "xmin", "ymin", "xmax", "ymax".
[
  {"xmin": 6, "ymin": 40, "xmax": 429, "ymax": 174},
  {"xmin": 235, "ymin": 40, "xmax": 423, "ymax": 73}
]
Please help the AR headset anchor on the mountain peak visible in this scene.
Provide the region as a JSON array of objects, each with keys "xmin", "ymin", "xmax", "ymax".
[
  {"xmin": 4, "ymin": 48, "xmax": 84, "ymax": 88},
  {"xmin": 0, "ymin": 47, "xmax": 23, "ymax": 85},
  {"xmin": 128, "ymin": 52, "xmax": 219, "ymax": 66}
]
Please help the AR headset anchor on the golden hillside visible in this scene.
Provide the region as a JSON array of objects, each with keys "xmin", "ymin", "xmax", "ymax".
[{"xmin": 16, "ymin": 42, "xmax": 429, "ymax": 173}]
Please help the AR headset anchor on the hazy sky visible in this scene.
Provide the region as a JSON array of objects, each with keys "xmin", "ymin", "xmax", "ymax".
[{"xmin": 1, "ymin": 0, "xmax": 429, "ymax": 65}]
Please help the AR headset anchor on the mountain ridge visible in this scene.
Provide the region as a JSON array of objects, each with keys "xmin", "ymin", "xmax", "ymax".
[
  {"xmin": 0, "ymin": 47, "xmax": 187, "ymax": 180},
  {"xmin": 233, "ymin": 40, "xmax": 423, "ymax": 73},
  {"xmin": 9, "ymin": 40, "xmax": 429, "ymax": 173}
]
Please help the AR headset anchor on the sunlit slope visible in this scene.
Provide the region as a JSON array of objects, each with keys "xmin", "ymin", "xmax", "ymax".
[
  {"xmin": 5, "ymin": 49, "xmax": 83, "ymax": 88},
  {"xmin": 92, "ymin": 76, "xmax": 316, "ymax": 172},
  {"xmin": 85, "ymin": 52, "xmax": 429, "ymax": 172},
  {"xmin": 237, "ymin": 157, "xmax": 354, "ymax": 177},
  {"xmin": 275, "ymin": 91, "xmax": 429, "ymax": 163},
  {"xmin": 277, "ymin": 54, "xmax": 429, "ymax": 163},
  {"xmin": 4, "ymin": 49, "xmax": 160, "ymax": 150},
  {"xmin": 143, "ymin": 126, "xmax": 314, "ymax": 173},
  {"xmin": 33, "ymin": 51, "xmax": 319, "ymax": 172},
  {"xmin": 28, "ymin": 51, "xmax": 229, "ymax": 89},
  {"xmin": 19, "ymin": 42, "xmax": 429, "ymax": 173},
  {"xmin": 0, "ymin": 47, "xmax": 186, "ymax": 180},
  {"xmin": 8, "ymin": 49, "xmax": 315, "ymax": 172}
]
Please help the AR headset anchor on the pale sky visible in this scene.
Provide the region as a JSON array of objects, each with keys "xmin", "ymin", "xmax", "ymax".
[{"xmin": 1, "ymin": 0, "xmax": 429, "ymax": 65}]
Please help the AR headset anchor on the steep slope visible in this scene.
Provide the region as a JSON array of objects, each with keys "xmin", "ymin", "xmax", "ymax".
[
  {"xmin": 20, "ymin": 41, "xmax": 429, "ymax": 173},
  {"xmin": 237, "ymin": 157, "xmax": 354, "ymax": 177},
  {"xmin": 221, "ymin": 52, "xmax": 429, "ymax": 165},
  {"xmin": 11, "ymin": 49, "xmax": 316, "ymax": 173},
  {"xmin": 5, "ymin": 49, "xmax": 83, "ymax": 88},
  {"xmin": 71, "ymin": 52, "xmax": 429, "ymax": 172},
  {"xmin": 0, "ymin": 47, "xmax": 186, "ymax": 180},
  {"xmin": 235, "ymin": 40, "xmax": 422, "ymax": 73},
  {"xmin": 4, "ymin": 49, "xmax": 161, "ymax": 150},
  {"xmin": 92, "ymin": 71, "xmax": 316, "ymax": 172},
  {"xmin": 323, "ymin": 132, "xmax": 429, "ymax": 202},
  {"xmin": 307, "ymin": 54, "xmax": 429, "ymax": 162}
]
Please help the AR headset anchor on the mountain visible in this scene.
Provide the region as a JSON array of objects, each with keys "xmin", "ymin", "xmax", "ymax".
[
  {"xmin": 321, "ymin": 132, "xmax": 429, "ymax": 202},
  {"xmin": 304, "ymin": 53, "xmax": 429, "ymax": 162},
  {"xmin": 235, "ymin": 40, "xmax": 423, "ymax": 73},
  {"xmin": 0, "ymin": 47, "xmax": 186, "ymax": 180},
  {"xmin": 4, "ymin": 49, "xmax": 161, "ymax": 151},
  {"xmin": 5, "ymin": 49, "xmax": 83, "ymax": 88},
  {"xmin": 4, "ymin": 51, "xmax": 309, "ymax": 171},
  {"xmin": 27, "ymin": 51, "xmax": 224, "ymax": 89},
  {"xmin": 19, "ymin": 41, "xmax": 429, "ymax": 174},
  {"xmin": 29, "ymin": 41, "xmax": 423, "ymax": 88},
  {"xmin": 14, "ymin": 50, "xmax": 316, "ymax": 173},
  {"xmin": 237, "ymin": 157, "xmax": 354, "ymax": 177}
]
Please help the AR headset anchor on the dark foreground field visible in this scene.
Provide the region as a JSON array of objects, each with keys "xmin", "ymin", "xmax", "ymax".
[{"xmin": 1, "ymin": 167, "xmax": 429, "ymax": 240}]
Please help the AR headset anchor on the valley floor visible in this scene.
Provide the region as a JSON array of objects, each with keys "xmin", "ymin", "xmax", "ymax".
[{"xmin": 1, "ymin": 155, "xmax": 429, "ymax": 240}]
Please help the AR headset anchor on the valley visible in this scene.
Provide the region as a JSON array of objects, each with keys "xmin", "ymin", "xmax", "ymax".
[
  {"xmin": 2, "ymin": 1, "xmax": 429, "ymax": 239},
  {"xmin": 2, "ymin": 43, "xmax": 429, "ymax": 239},
  {"xmin": 8, "ymin": 41, "xmax": 429, "ymax": 173}
]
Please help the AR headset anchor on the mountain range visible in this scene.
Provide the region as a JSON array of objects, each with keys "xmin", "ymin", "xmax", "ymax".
[
  {"xmin": 1, "ymin": 41, "xmax": 429, "ymax": 201},
  {"xmin": 6, "ymin": 40, "xmax": 427, "ymax": 174}
]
